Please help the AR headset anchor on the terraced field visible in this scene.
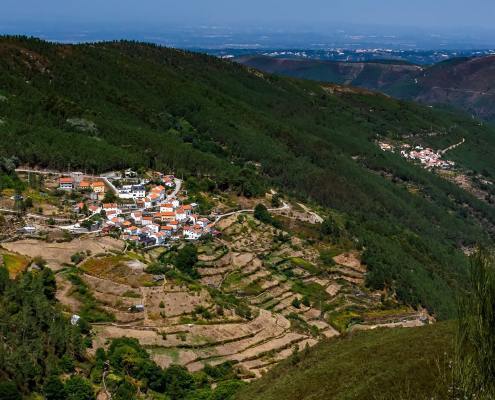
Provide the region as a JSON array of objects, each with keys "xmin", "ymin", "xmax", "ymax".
[
  {"xmin": 0, "ymin": 248, "xmax": 31, "ymax": 277},
  {"xmin": 58, "ymin": 212, "xmax": 430, "ymax": 379}
]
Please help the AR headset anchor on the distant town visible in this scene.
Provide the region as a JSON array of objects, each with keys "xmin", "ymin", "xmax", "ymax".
[{"xmin": 378, "ymin": 141, "xmax": 458, "ymax": 171}]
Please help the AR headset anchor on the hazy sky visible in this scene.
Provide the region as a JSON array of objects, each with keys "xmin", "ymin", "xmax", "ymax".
[{"xmin": 1, "ymin": 0, "xmax": 495, "ymax": 30}]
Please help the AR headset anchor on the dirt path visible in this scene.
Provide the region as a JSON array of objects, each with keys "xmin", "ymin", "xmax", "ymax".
[
  {"xmin": 441, "ymin": 137, "xmax": 465, "ymax": 154},
  {"xmin": 296, "ymin": 203, "xmax": 324, "ymax": 223}
]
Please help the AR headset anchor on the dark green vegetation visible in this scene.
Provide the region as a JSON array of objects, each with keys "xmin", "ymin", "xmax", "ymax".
[
  {"xmin": 455, "ymin": 250, "xmax": 495, "ymax": 399},
  {"xmin": 253, "ymin": 203, "xmax": 281, "ymax": 228},
  {"xmin": 235, "ymin": 322, "xmax": 455, "ymax": 400},
  {"xmin": 237, "ymin": 55, "xmax": 495, "ymax": 123},
  {"xmin": 0, "ymin": 156, "xmax": 24, "ymax": 192},
  {"xmin": 0, "ymin": 265, "xmax": 87, "ymax": 396},
  {"xmin": 1, "ymin": 37, "xmax": 495, "ymax": 318},
  {"xmin": 96, "ymin": 338, "xmax": 244, "ymax": 400}
]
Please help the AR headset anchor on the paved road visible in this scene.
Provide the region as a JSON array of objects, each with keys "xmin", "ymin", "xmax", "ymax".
[
  {"xmin": 165, "ymin": 178, "xmax": 182, "ymax": 201},
  {"xmin": 441, "ymin": 138, "xmax": 465, "ymax": 155}
]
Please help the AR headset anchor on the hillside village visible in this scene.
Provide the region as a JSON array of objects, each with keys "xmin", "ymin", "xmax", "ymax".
[
  {"xmin": 30, "ymin": 169, "xmax": 214, "ymax": 246},
  {"xmin": 378, "ymin": 141, "xmax": 456, "ymax": 170}
]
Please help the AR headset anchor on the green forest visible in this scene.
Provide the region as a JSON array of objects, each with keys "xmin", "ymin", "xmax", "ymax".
[{"xmin": 0, "ymin": 36, "xmax": 495, "ymax": 320}]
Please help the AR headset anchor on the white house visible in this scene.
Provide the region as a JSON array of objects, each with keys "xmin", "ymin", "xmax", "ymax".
[
  {"xmin": 103, "ymin": 203, "xmax": 122, "ymax": 214},
  {"xmin": 124, "ymin": 226, "xmax": 141, "ymax": 236},
  {"xmin": 131, "ymin": 211, "xmax": 143, "ymax": 224},
  {"xmin": 142, "ymin": 216, "xmax": 154, "ymax": 226},
  {"xmin": 118, "ymin": 185, "xmax": 146, "ymax": 199},
  {"xmin": 183, "ymin": 226, "xmax": 202, "ymax": 240},
  {"xmin": 197, "ymin": 218, "xmax": 210, "ymax": 229},
  {"xmin": 160, "ymin": 203, "xmax": 174, "ymax": 213},
  {"xmin": 150, "ymin": 223, "xmax": 161, "ymax": 233},
  {"xmin": 160, "ymin": 226, "xmax": 173, "ymax": 236},
  {"xmin": 151, "ymin": 231, "xmax": 167, "ymax": 245},
  {"xmin": 175, "ymin": 207, "xmax": 187, "ymax": 222},
  {"xmin": 167, "ymin": 221, "xmax": 179, "ymax": 231},
  {"xmin": 59, "ymin": 177, "xmax": 74, "ymax": 190}
]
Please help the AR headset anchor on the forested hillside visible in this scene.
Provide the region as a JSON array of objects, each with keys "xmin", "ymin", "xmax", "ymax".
[{"xmin": 1, "ymin": 36, "xmax": 495, "ymax": 318}]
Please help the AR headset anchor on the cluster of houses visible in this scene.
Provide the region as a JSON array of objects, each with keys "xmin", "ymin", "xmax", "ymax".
[
  {"xmin": 401, "ymin": 146, "xmax": 455, "ymax": 170},
  {"xmin": 59, "ymin": 174, "xmax": 107, "ymax": 200},
  {"xmin": 378, "ymin": 142, "xmax": 455, "ymax": 170},
  {"xmin": 113, "ymin": 187, "xmax": 213, "ymax": 245},
  {"xmin": 70, "ymin": 175, "xmax": 213, "ymax": 246}
]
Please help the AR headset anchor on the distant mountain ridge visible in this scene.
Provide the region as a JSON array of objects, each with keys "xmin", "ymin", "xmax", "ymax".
[{"xmin": 236, "ymin": 55, "xmax": 495, "ymax": 122}]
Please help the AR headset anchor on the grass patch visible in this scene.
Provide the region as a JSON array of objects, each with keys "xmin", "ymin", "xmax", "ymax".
[
  {"xmin": 326, "ymin": 309, "xmax": 364, "ymax": 332},
  {"xmin": 235, "ymin": 322, "xmax": 455, "ymax": 400},
  {"xmin": 291, "ymin": 280, "xmax": 329, "ymax": 307},
  {"xmin": 1, "ymin": 252, "xmax": 30, "ymax": 278},
  {"xmin": 289, "ymin": 257, "xmax": 321, "ymax": 275},
  {"xmin": 80, "ymin": 255, "xmax": 151, "ymax": 286},
  {"xmin": 241, "ymin": 281, "xmax": 264, "ymax": 296},
  {"xmin": 222, "ymin": 271, "xmax": 245, "ymax": 290},
  {"xmin": 66, "ymin": 271, "xmax": 115, "ymax": 323},
  {"xmin": 122, "ymin": 290, "xmax": 141, "ymax": 298}
]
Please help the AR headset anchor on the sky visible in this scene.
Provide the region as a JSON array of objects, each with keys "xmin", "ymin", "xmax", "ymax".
[{"xmin": 1, "ymin": 0, "xmax": 495, "ymax": 30}]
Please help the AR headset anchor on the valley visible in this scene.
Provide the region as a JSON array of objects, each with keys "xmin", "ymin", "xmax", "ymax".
[
  {"xmin": 0, "ymin": 36, "xmax": 494, "ymax": 399},
  {"xmin": 236, "ymin": 54, "xmax": 495, "ymax": 123}
]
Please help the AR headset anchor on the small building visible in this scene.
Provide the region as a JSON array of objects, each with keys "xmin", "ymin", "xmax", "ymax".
[
  {"xmin": 151, "ymin": 231, "xmax": 167, "ymax": 245},
  {"xmin": 197, "ymin": 218, "xmax": 210, "ymax": 228},
  {"xmin": 59, "ymin": 177, "xmax": 74, "ymax": 190},
  {"xmin": 183, "ymin": 226, "xmax": 202, "ymax": 240},
  {"xmin": 175, "ymin": 207, "xmax": 187, "ymax": 222},
  {"xmin": 142, "ymin": 216, "xmax": 153, "ymax": 226},
  {"xmin": 18, "ymin": 226, "xmax": 36, "ymax": 234},
  {"xmin": 79, "ymin": 180, "xmax": 91, "ymax": 190},
  {"xmin": 70, "ymin": 314, "xmax": 81, "ymax": 326},
  {"xmin": 128, "ymin": 304, "xmax": 145, "ymax": 312},
  {"xmin": 139, "ymin": 235, "xmax": 156, "ymax": 247},
  {"xmin": 160, "ymin": 203, "xmax": 174, "ymax": 213},
  {"xmin": 90, "ymin": 181, "xmax": 106, "ymax": 194},
  {"xmin": 103, "ymin": 203, "xmax": 121, "ymax": 214},
  {"xmin": 159, "ymin": 211, "xmax": 176, "ymax": 223}
]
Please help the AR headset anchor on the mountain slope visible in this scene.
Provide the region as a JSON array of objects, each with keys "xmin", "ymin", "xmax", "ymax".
[
  {"xmin": 236, "ymin": 55, "xmax": 421, "ymax": 91},
  {"xmin": 237, "ymin": 55, "xmax": 495, "ymax": 122},
  {"xmin": 1, "ymin": 37, "xmax": 495, "ymax": 318},
  {"xmin": 234, "ymin": 322, "xmax": 455, "ymax": 400}
]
